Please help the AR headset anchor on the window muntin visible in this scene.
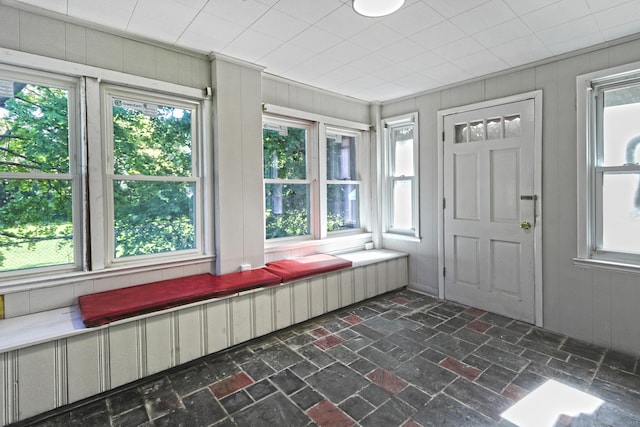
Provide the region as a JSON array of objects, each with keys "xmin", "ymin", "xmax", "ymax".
[
  {"xmin": 326, "ymin": 130, "xmax": 361, "ymax": 232},
  {"xmin": 384, "ymin": 114, "xmax": 419, "ymax": 237},
  {"xmin": 0, "ymin": 73, "xmax": 80, "ymax": 274},
  {"xmin": 592, "ymin": 79, "xmax": 640, "ymax": 257},
  {"xmin": 105, "ymin": 90, "xmax": 201, "ymax": 262},
  {"xmin": 263, "ymin": 118, "xmax": 312, "ymax": 240}
]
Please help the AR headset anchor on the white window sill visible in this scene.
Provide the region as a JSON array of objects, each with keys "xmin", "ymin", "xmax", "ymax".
[
  {"xmin": 382, "ymin": 232, "xmax": 422, "ymax": 243},
  {"xmin": 264, "ymin": 232, "xmax": 372, "ymax": 254},
  {"xmin": 573, "ymin": 257, "xmax": 640, "ymax": 274}
]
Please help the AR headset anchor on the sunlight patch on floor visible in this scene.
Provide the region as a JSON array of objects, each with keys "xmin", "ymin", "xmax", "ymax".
[{"xmin": 501, "ymin": 379, "xmax": 603, "ymax": 427}]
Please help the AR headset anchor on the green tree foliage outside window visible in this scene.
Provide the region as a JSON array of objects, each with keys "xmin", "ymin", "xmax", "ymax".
[
  {"xmin": 263, "ymin": 125, "xmax": 310, "ymax": 239},
  {"xmin": 0, "ymin": 83, "xmax": 74, "ymax": 271},
  {"xmin": 111, "ymin": 102, "xmax": 197, "ymax": 258}
]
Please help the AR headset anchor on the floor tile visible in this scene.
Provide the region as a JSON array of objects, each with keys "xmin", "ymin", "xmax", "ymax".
[
  {"xmin": 20, "ymin": 288, "xmax": 640, "ymax": 427},
  {"xmin": 233, "ymin": 393, "xmax": 311, "ymax": 426},
  {"xmin": 308, "ymin": 400, "xmax": 354, "ymax": 427}
]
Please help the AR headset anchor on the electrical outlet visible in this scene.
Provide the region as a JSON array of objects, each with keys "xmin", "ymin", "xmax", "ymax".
[
  {"xmin": 365, "ymin": 242, "xmax": 374, "ymax": 250},
  {"xmin": 240, "ymin": 263, "xmax": 251, "ymax": 272}
]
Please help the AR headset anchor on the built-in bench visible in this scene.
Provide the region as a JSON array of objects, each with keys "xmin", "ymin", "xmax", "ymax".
[
  {"xmin": 0, "ymin": 249, "xmax": 408, "ymax": 426},
  {"xmin": 78, "ymin": 253, "xmax": 353, "ymax": 327}
]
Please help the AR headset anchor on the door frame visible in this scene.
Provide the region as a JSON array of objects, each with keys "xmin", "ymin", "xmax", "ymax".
[{"xmin": 436, "ymin": 90, "xmax": 543, "ymax": 327}]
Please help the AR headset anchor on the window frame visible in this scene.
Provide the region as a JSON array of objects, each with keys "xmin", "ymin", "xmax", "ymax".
[
  {"xmin": 262, "ymin": 114, "xmax": 316, "ymax": 242},
  {"xmin": 0, "ymin": 64, "xmax": 84, "ymax": 279},
  {"xmin": 382, "ymin": 112, "xmax": 420, "ymax": 239},
  {"xmin": 321, "ymin": 125, "xmax": 366, "ymax": 238},
  {"xmin": 577, "ymin": 61, "xmax": 640, "ymax": 269},
  {"xmin": 100, "ymin": 85, "xmax": 205, "ymax": 267}
]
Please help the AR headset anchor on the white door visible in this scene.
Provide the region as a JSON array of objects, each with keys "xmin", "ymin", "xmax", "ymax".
[{"xmin": 443, "ymin": 99, "xmax": 537, "ymax": 323}]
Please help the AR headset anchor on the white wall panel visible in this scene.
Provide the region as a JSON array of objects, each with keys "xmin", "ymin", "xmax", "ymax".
[
  {"xmin": 292, "ymin": 281, "xmax": 310, "ymax": 324},
  {"xmin": 309, "ymin": 277, "xmax": 326, "ymax": 318},
  {"xmin": 108, "ymin": 322, "xmax": 141, "ymax": 388},
  {"xmin": 354, "ymin": 267, "xmax": 366, "ymax": 302},
  {"xmin": 365, "ymin": 265, "xmax": 378, "ymax": 299},
  {"xmin": 274, "ymin": 286, "xmax": 293, "ymax": 330},
  {"xmin": 231, "ymin": 295, "xmax": 253, "ymax": 346},
  {"xmin": 206, "ymin": 300, "xmax": 229, "ymax": 354},
  {"xmin": 340, "ymin": 270, "xmax": 354, "ymax": 307},
  {"xmin": 66, "ymin": 332, "xmax": 102, "ymax": 403},
  {"xmin": 17, "ymin": 343, "xmax": 57, "ymax": 420},
  {"xmin": 0, "ymin": 353, "xmax": 7, "ymax": 425},
  {"xmin": 18, "ymin": 12, "xmax": 65, "ymax": 60},
  {"xmin": 326, "ymin": 274, "xmax": 340, "ymax": 312},
  {"xmin": 253, "ymin": 291, "xmax": 274, "ymax": 338},
  {"xmin": 178, "ymin": 307, "xmax": 205, "ymax": 364},
  {"xmin": 144, "ymin": 313, "xmax": 175, "ymax": 375}
]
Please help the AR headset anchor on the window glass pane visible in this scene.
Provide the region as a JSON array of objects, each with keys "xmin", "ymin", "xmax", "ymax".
[
  {"xmin": 327, "ymin": 134, "xmax": 356, "ymax": 180},
  {"xmin": 112, "ymin": 99, "xmax": 192, "ymax": 176},
  {"xmin": 113, "ymin": 180, "xmax": 196, "ymax": 258},
  {"xmin": 263, "ymin": 124, "xmax": 307, "ymax": 179},
  {"xmin": 0, "ymin": 179, "xmax": 73, "ymax": 271},
  {"xmin": 602, "ymin": 88, "xmax": 640, "ymax": 166},
  {"xmin": 487, "ymin": 117, "xmax": 501, "ymax": 140},
  {"xmin": 455, "ymin": 123, "xmax": 468, "ymax": 143},
  {"xmin": 265, "ymin": 183, "xmax": 310, "ymax": 239},
  {"xmin": 327, "ymin": 184, "xmax": 360, "ymax": 231},
  {"xmin": 469, "ymin": 120, "xmax": 484, "ymax": 142},
  {"xmin": 504, "ymin": 115, "xmax": 521, "ymax": 138},
  {"xmin": 602, "ymin": 173, "xmax": 640, "ymax": 253},
  {"xmin": 394, "ymin": 139, "xmax": 414, "ymax": 177},
  {"xmin": 392, "ymin": 179, "xmax": 412, "ymax": 229},
  {"xmin": 0, "ymin": 82, "xmax": 70, "ymax": 173}
]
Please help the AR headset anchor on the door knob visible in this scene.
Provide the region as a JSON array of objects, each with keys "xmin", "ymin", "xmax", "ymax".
[{"xmin": 521, "ymin": 221, "xmax": 531, "ymax": 230}]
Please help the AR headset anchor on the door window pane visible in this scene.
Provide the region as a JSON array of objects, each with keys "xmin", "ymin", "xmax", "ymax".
[
  {"xmin": 327, "ymin": 184, "xmax": 360, "ymax": 231},
  {"xmin": 113, "ymin": 180, "xmax": 196, "ymax": 258},
  {"xmin": 469, "ymin": 120, "xmax": 484, "ymax": 142},
  {"xmin": 487, "ymin": 117, "xmax": 501, "ymax": 140},
  {"xmin": 265, "ymin": 183, "xmax": 310, "ymax": 239},
  {"xmin": 504, "ymin": 115, "xmax": 521, "ymax": 138}
]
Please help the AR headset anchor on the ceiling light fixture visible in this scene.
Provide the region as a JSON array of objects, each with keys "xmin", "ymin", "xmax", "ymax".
[{"xmin": 352, "ymin": 0, "xmax": 405, "ymax": 17}]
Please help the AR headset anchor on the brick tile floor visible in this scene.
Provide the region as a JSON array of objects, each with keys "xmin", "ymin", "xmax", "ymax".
[{"xmin": 15, "ymin": 289, "xmax": 640, "ymax": 426}]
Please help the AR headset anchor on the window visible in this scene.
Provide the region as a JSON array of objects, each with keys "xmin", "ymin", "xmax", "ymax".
[
  {"xmin": 0, "ymin": 63, "xmax": 207, "ymax": 281},
  {"xmin": 578, "ymin": 64, "xmax": 640, "ymax": 265},
  {"xmin": 0, "ymin": 69, "xmax": 81, "ymax": 274},
  {"xmin": 263, "ymin": 117, "xmax": 312, "ymax": 240},
  {"xmin": 325, "ymin": 129, "xmax": 361, "ymax": 233},
  {"xmin": 103, "ymin": 88, "xmax": 202, "ymax": 263},
  {"xmin": 262, "ymin": 114, "xmax": 367, "ymax": 242},
  {"xmin": 383, "ymin": 113, "xmax": 419, "ymax": 238}
]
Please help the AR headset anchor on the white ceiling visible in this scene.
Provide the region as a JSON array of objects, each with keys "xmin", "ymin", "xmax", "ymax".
[{"xmin": 8, "ymin": 0, "xmax": 640, "ymax": 102}]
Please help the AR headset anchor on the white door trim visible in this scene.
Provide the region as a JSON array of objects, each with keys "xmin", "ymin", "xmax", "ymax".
[{"xmin": 436, "ymin": 90, "xmax": 543, "ymax": 327}]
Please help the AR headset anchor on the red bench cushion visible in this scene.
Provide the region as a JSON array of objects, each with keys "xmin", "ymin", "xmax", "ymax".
[
  {"xmin": 78, "ymin": 269, "xmax": 282, "ymax": 327},
  {"xmin": 264, "ymin": 254, "xmax": 352, "ymax": 282}
]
